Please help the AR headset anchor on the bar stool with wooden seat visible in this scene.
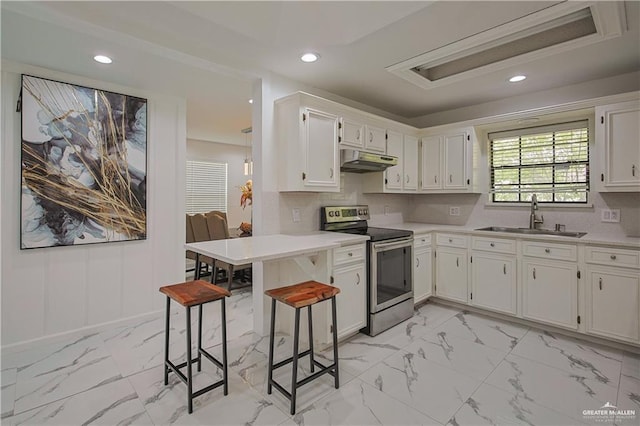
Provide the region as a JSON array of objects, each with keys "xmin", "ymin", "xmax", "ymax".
[
  {"xmin": 159, "ymin": 280, "xmax": 231, "ymax": 413},
  {"xmin": 264, "ymin": 281, "xmax": 340, "ymax": 415}
]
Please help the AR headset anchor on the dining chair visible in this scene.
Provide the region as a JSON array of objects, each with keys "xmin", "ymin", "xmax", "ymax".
[
  {"xmin": 190, "ymin": 213, "xmax": 215, "ymax": 279},
  {"xmin": 205, "ymin": 213, "xmax": 251, "ymax": 292}
]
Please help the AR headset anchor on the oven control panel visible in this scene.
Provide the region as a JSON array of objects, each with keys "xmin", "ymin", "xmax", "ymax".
[{"xmin": 322, "ymin": 205, "xmax": 369, "ymax": 223}]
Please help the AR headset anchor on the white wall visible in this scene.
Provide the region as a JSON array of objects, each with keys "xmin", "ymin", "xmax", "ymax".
[
  {"xmin": 186, "ymin": 139, "xmax": 252, "ymax": 226},
  {"xmin": 1, "ymin": 63, "xmax": 187, "ymax": 349}
]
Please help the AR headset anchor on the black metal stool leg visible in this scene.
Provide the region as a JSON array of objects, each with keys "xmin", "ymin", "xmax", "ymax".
[
  {"xmin": 195, "ymin": 254, "xmax": 201, "ymax": 280},
  {"xmin": 197, "ymin": 304, "xmax": 203, "ymax": 372},
  {"xmin": 291, "ymin": 307, "xmax": 301, "ymax": 415},
  {"xmin": 186, "ymin": 306, "xmax": 193, "ymax": 414},
  {"xmin": 221, "ymin": 297, "xmax": 228, "ymax": 396},
  {"xmin": 331, "ymin": 296, "xmax": 340, "ymax": 389},
  {"xmin": 267, "ymin": 299, "xmax": 276, "ymax": 394},
  {"xmin": 307, "ymin": 305, "xmax": 315, "ymax": 373},
  {"xmin": 164, "ymin": 296, "xmax": 170, "ymax": 385},
  {"xmin": 210, "ymin": 260, "xmax": 216, "ymax": 284}
]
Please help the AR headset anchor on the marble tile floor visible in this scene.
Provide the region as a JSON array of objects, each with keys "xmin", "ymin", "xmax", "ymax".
[{"xmin": 2, "ymin": 291, "xmax": 639, "ymax": 425}]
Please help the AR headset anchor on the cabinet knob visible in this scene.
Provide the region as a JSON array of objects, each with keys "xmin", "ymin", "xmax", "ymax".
[
  {"xmin": 356, "ymin": 273, "xmax": 360, "ymax": 285},
  {"xmin": 490, "ymin": 242, "xmax": 495, "ymax": 247},
  {"xmin": 348, "ymin": 252, "xmax": 353, "ymax": 257},
  {"xmin": 610, "ymin": 254, "xmax": 617, "ymax": 260},
  {"xmin": 449, "ymin": 238, "xmax": 453, "ymax": 243},
  {"xmin": 421, "ymin": 239, "xmax": 426, "ymax": 243},
  {"xmin": 416, "ymin": 257, "xmax": 420, "ymax": 267},
  {"xmin": 544, "ymin": 248, "xmax": 551, "ymax": 254}
]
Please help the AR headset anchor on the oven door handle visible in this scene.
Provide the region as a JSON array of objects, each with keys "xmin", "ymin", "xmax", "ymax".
[{"xmin": 372, "ymin": 239, "xmax": 412, "ymax": 252}]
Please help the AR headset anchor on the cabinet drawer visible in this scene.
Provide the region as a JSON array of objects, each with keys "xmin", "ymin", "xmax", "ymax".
[
  {"xmin": 414, "ymin": 234, "xmax": 432, "ymax": 248},
  {"xmin": 585, "ymin": 246, "xmax": 640, "ymax": 269},
  {"xmin": 333, "ymin": 244, "xmax": 366, "ymax": 266},
  {"xmin": 472, "ymin": 236, "xmax": 516, "ymax": 254},
  {"xmin": 522, "ymin": 241, "xmax": 577, "ymax": 261},
  {"xmin": 436, "ymin": 233, "xmax": 468, "ymax": 248}
]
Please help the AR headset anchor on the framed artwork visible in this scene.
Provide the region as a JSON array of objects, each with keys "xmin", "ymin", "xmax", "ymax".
[{"xmin": 20, "ymin": 74, "xmax": 148, "ymax": 249}]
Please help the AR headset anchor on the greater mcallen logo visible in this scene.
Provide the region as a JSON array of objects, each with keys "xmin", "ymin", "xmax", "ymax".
[{"xmin": 583, "ymin": 402, "xmax": 636, "ymax": 423}]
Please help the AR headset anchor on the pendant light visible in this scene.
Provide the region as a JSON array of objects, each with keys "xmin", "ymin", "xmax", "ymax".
[{"xmin": 242, "ymin": 127, "xmax": 253, "ymax": 176}]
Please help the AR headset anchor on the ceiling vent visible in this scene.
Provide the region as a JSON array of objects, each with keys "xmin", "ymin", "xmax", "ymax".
[{"xmin": 387, "ymin": 2, "xmax": 626, "ymax": 89}]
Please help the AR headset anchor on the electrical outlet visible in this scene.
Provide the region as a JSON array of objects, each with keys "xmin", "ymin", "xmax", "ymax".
[
  {"xmin": 384, "ymin": 205, "xmax": 391, "ymax": 215},
  {"xmin": 449, "ymin": 206, "xmax": 460, "ymax": 216},
  {"xmin": 601, "ymin": 209, "xmax": 620, "ymax": 223},
  {"xmin": 292, "ymin": 208, "xmax": 301, "ymax": 223},
  {"xmin": 610, "ymin": 209, "xmax": 620, "ymax": 222}
]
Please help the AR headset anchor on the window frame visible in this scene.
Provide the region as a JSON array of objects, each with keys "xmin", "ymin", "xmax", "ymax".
[{"xmin": 488, "ymin": 120, "xmax": 591, "ymax": 205}]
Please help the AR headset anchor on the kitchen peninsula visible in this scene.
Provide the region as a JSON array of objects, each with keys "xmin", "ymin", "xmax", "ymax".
[{"xmin": 185, "ymin": 232, "xmax": 369, "ymax": 337}]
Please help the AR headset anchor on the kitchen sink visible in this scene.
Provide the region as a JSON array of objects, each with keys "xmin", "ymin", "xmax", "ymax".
[{"xmin": 475, "ymin": 226, "xmax": 587, "ymax": 238}]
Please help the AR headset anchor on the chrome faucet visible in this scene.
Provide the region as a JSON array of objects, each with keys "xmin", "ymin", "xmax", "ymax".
[{"xmin": 529, "ymin": 194, "xmax": 544, "ymax": 229}]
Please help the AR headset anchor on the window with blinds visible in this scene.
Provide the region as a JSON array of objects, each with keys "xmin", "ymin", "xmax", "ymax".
[
  {"xmin": 185, "ymin": 160, "xmax": 227, "ymax": 214},
  {"xmin": 490, "ymin": 120, "xmax": 589, "ymax": 203}
]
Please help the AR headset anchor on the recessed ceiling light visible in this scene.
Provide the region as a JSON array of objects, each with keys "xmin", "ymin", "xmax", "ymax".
[
  {"xmin": 300, "ymin": 52, "xmax": 319, "ymax": 63},
  {"xmin": 93, "ymin": 55, "xmax": 112, "ymax": 64},
  {"xmin": 248, "ymin": 99, "xmax": 253, "ymax": 104},
  {"xmin": 509, "ymin": 75, "xmax": 527, "ymax": 82}
]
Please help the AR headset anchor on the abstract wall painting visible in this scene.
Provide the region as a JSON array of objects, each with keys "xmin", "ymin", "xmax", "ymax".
[{"xmin": 20, "ymin": 75, "xmax": 147, "ymax": 249}]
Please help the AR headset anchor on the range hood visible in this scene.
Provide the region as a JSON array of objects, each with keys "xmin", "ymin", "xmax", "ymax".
[{"xmin": 340, "ymin": 149, "xmax": 398, "ymax": 173}]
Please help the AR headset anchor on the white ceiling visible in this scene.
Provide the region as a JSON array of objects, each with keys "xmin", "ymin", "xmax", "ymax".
[{"xmin": 2, "ymin": 1, "xmax": 639, "ymax": 145}]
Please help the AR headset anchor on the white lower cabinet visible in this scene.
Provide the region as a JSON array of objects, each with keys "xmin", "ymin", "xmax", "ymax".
[
  {"xmin": 435, "ymin": 248, "xmax": 468, "ymax": 303},
  {"xmin": 414, "ymin": 248, "xmax": 433, "ymax": 303},
  {"xmin": 585, "ymin": 265, "xmax": 639, "ymax": 344},
  {"xmin": 331, "ymin": 261, "xmax": 366, "ymax": 340},
  {"xmin": 471, "ymin": 253, "xmax": 517, "ymax": 315},
  {"xmin": 522, "ymin": 258, "xmax": 578, "ymax": 330}
]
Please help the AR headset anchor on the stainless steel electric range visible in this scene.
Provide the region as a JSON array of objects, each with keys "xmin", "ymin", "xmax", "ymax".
[{"xmin": 320, "ymin": 205, "xmax": 414, "ymax": 336}]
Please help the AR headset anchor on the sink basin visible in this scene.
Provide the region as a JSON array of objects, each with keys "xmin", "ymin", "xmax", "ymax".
[{"xmin": 475, "ymin": 226, "xmax": 587, "ymax": 238}]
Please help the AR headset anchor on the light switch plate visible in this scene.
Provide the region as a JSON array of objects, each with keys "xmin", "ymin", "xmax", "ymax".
[{"xmin": 601, "ymin": 209, "xmax": 621, "ymax": 223}]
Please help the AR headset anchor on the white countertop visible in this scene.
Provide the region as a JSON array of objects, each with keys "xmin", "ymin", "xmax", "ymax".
[
  {"xmin": 185, "ymin": 232, "xmax": 369, "ymax": 265},
  {"xmin": 386, "ymin": 222, "xmax": 640, "ymax": 248}
]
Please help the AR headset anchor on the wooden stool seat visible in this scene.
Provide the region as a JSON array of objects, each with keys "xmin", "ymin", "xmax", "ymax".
[
  {"xmin": 264, "ymin": 281, "xmax": 340, "ymax": 308},
  {"xmin": 160, "ymin": 280, "xmax": 230, "ymax": 307},
  {"xmin": 265, "ymin": 280, "xmax": 340, "ymax": 415},
  {"xmin": 160, "ymin": 280, "xmax": 230, "ymax": 414}
]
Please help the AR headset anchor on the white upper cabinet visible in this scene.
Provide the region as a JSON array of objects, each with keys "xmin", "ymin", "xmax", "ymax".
[
  {"xmin": 363, "ymin": 130, "xmax": 421, "ymax": 193},
  {"xmin": 339, "ymin": 117, "xmax": 365, "ymax": 149},
  {"xmin": 403, "ymin": 135, "xmax": 419, "ymax": 191},
  {"xmin": 419, "ymin": 127, "xmax": 473, "ymax": 193},
  {"xmin": 420, "ymin": 135, "xmax": 442, "ymax": 190},
  {"xmin": 595, "ymin": 100, "xmax": 640, "ymax": 192},
  {"xmin": 365, "ymin": 124, "xmax": 387, "ymax": 153},
  {"xmin": 385, "ymin": 130, "xmax": 404, "ymax": 190},
  {"xmin": 276, "ymin": 93, "xmax": 340, "ymax": 192}
]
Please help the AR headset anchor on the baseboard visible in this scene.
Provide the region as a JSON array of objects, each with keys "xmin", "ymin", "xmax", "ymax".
[
  {"xmin": 427, "ymin": 297, "xmax": 640, "ymax": 355},
  {"xmin": 1, "ymin": 309, "xmax": 164, "ymax": 355}
]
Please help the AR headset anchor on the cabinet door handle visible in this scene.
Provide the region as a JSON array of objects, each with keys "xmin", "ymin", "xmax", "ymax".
[
  {"xmin": 544, "ymin": 248, "xmax": 551, "ymax": 254},
  {"xmin": 356, "ymin": 273, "xmax": 360, "ymax": 285},
  {"xmin": 434, "ymin": 175, "xmax": 438, "ymax": 183},
  {"xmin": 633, "ymin": 164, "xmax": 636, "ymax": 177},
  {"xmin": 369, "ymin": 132, "xmax": 373, "ymax": 143},
  {"xmin": 421, "ymin": 239, "xmax": 426, "ymax": 243},
  {"xmin": 449, "ymin": 174, "xmax": 453, "ymax": 183},
  {"xmin": 397, "ymin": 173, "xmax": 400, "ymax": 183},
  {"xmin": 449, "ymin": 238, "xmax": 453, "ymax": 243},
  {"xmin": 416, "ymin": 257, "xmax": 420, "ymax": 267},
  {"xmin": 533, "ymin": 268, "xmax": 536, "ymax": 280},
  {"xmin": 348, "ymin": 252, "xmax": 353, "ymax": 257},
  {"xmin": 610, "ymin": 254, "xmax": 617, "ymax": 260},
  {"xmin": 599, "ymin": 277, "xmax": 602, "ymax": 290},
  {"xmin": 503, "ymin": 264, "xmax": 507, "ymax": 275},
  {"xmin": 406, "ymin": 174, "xmax": 410, "ymax": 184},
  {"xmin": 456, "ymin": 257, "xmax": 459, "ymax": 267},
  {"xmin": 356, "ymin": 129, "xmax": 360, "ymax": 141},
  {"xmin": 490, "ymin": 242, "xmax": 495, "ymax": 247}
]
